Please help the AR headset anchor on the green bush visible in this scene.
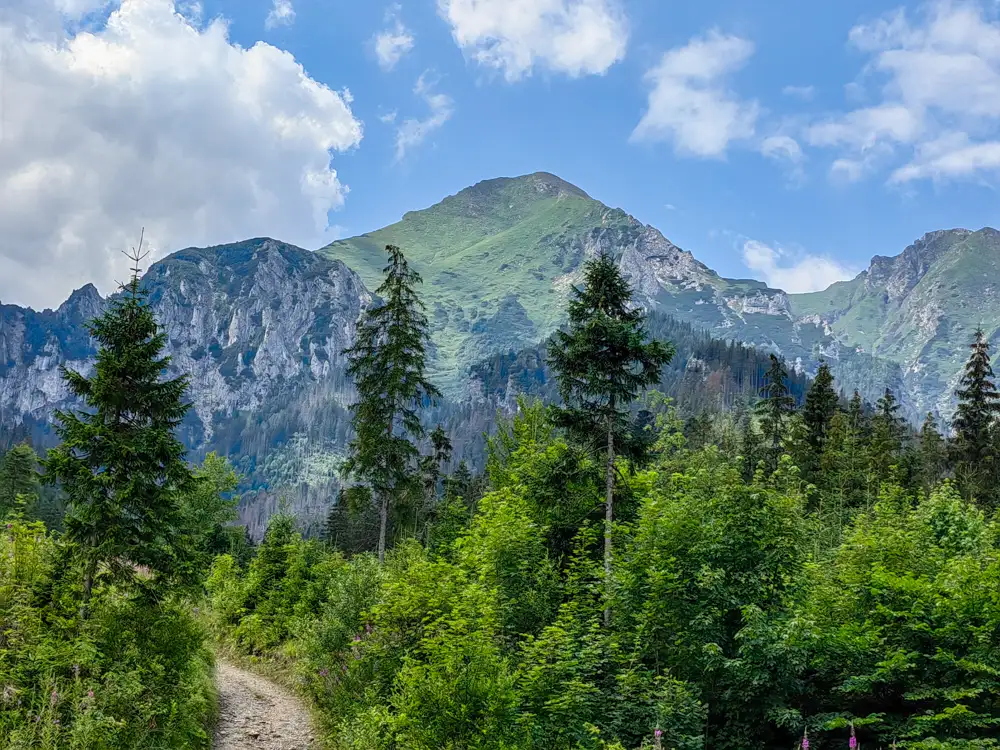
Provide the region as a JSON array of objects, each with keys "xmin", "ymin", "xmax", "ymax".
[{"xmin": 0, "ymin": 519, "xmax": 216, "ymax": 749}]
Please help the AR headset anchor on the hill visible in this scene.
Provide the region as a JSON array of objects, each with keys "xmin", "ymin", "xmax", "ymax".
[{"xmin": 322, "ymin": 172, "xmax": 909, "ymax": 414}]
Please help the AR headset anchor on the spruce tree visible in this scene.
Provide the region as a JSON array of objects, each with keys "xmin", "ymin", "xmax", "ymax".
[
  {"xmin": 342, "ymin": 245, "xmax": 440, "ymax": 563},
  {"xmin": 869, "ymin": 388, "xmax": 905, "ymax": 489},
  {"xmin": 951, "ymin": 328, "xmax": 1000, "ymax": 503},
  {"xmin": 918, "ymin": 412, "xmax": 948, "ymax": 494},
  {"xmin": 755, "ymin": 354, "xmax": 795, "ymax": 474},
  {"xmin": 44, "ymin": 235, "xmax": 195, "ymax": 616},
  {"xmin": 548, "ymin": 253, "xmax": 673, "ymax": 626},
  {"xmin": 802, "ymin": 362, "xmax": 839, "ymax": 455},
  {"xmin": 0, "ymin": 442, "xmax": 40, "ymax": 518}
]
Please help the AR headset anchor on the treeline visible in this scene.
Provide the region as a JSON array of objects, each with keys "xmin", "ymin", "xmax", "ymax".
[
  {"xmin": 210, "ymin": 247, "xmax": 1000, "ymax": 749},
  {"xmin": 0, "ymin": 245, "xmax": 241, "ymax": 748},
  {"xmin": 471, "ymin": 309, "xmax": 810, "ymax": 416}
]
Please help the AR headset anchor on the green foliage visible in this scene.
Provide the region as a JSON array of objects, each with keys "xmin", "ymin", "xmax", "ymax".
[
  {"xmin": 0, "ymin": 519, "xmax": 216, "ymax": 749},
  {"xmin": 0, "ymin": 442, "xmax": 41, "ymax": 519},
  {"xmin": 756, "ymin": 354, "xmax": 796, "ymax": 474},
  {"xmin": 952, "ymin": 329, "xmax": 1000, "ymax": 505},
  {"xmin": 798, "ymin": 482, "xmax": 1000, "ymax": 747},
  {"xmin": 43, "ymin": 270, "xmax": 197, "ymax": 610},
  {"xmin": 342, "ymin": 245, "xmax": 441, "ymax": 563}
]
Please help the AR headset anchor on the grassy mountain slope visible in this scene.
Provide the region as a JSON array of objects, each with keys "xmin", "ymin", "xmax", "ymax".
[
  {"xmin": 322, "ymin": 172, "xmax": 910, "ymax": 416},
  {"xmin": 790, "ymin": 228, "xmax": 1000, "ymax": 416},
  {"xmin": 321, "ymin": 173, "xmax": 636, "ymax": 388}
]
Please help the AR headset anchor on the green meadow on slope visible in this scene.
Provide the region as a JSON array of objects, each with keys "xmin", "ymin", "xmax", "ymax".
[
  {"xmin": 790, "ymin": 228, "xmax": 1000, "ymax": 415},
  {"xmin": 321, "ymin": 173, "xmax": 637, "ymax": 390}
]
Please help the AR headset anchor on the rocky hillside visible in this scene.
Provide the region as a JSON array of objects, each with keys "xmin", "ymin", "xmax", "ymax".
[
  {"xmin": 790, "ymin": 228, "xmax": 1000, "ymax": 417},
  {"xmin": 1, "ymin": 238, "xmax": 372, "ymax": 534},
  {"xmin": 9, "ymin": 172, "xmax": 986, "ymax": 533},
  {"xmin": 323, "ymin": 172, "xmax": 909, "ymax": 414}
]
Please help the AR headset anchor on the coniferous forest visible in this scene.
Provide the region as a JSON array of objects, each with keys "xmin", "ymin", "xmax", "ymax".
[{"xmin": 6, "ymin": 245, "xmax": 1000, "ymax": 749}]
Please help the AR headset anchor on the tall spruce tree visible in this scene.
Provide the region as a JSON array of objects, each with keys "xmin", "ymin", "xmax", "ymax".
[
  {"xmin": 342, "ymin": 245, "xmax": 440, "ymax": 563},
  {"xmin": 755, "ymin": 354, "xmax": 796, "ymax": 474},
  {"xmin": 803, "ymin": 362, "xmax": 839, "ymax": 453},
  {"xmin": 869, "ymin": 388, "xmax": 905, "ymax": 490},
  {"xmin": 918, "ymin": 412, "xmax": 948, "ymax": 494},
  {"xmin": 548, "ymin": 253, "xmax": 673, "ymax": 626},
  {"xmin": 44, "ymin": 235, "xmax": 195, "ymax": 616},
  {"xmin": 951, "ymin": 328, "xmax": 1000, "ymax": 503}
]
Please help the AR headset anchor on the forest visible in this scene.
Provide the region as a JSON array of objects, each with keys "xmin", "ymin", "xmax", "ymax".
[{"xmin": 4, "ymin": 243, "xmax": 1000, "ymax": 749}]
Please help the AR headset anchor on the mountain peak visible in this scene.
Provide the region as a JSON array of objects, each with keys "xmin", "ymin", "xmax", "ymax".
[{"xmin": 56, "ymin": 283, "xmax": 103, "ymax": 317}]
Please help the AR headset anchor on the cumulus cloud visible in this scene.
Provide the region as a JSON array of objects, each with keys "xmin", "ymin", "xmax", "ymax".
[
  {"xmin": 265, "ymin": 0, "xmax": 295, "ymax": 29},
  {"xmin": 810, "ymin": 1, "xmax": 1000, "ymax": 183},
  {"xmin": 742, "ymin": 240, "xmax": 857, "ymax": 294},
  {"xmin": 437, "ymin": 0, "xmax": 628, "ymax": 81},
  {"xmin": 395, "ymin": 73, "xmax": 454, "ymax": 160},
  {"xmin": 374, "ymin": 4, "xmax": 415, "ymax": 71},
  {"xmin": 632, "ymin": 31, "xmax": 758, "ymax": 157},
  {"xmin": 0, "ymin": 0, "xmax": 362, "ymax": 310}
]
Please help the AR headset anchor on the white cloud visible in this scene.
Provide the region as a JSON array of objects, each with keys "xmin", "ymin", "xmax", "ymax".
[
  {"xmin": 379, "ymin": 110, "xmax": 399, "ymax": 124},
  {"xmin": 0, "ymin": 0, "xmax": 363, "ymax": 310},
  {"xmin": 437, "ymin": 0, "xmax": 628, "ymax": 81},
  {"xmin": 782, "ymin": 84, "xmax": 815, "ymax": 100},
  {"xmin": 395, "ymin": 73, "xmax": 454, "ymax": 160},
  {"xmin": 265, "ymin": 0, "xmax": 295, "ymax": 29},
  {"xmin": 632, "ymin": 31, "xmax": 758, "ymax": 157},
  {"xmin": 811, "ymin": 1, "xmax": 1000, "ymax": 184},
  {"xmin": 742, "ymin": 240, "xmax": 857, "ymax": 294},
  {"xmin": 761, "ymin": 135, "xmax": 803, "ymax": 163},
  {"xmin": 374, "ymin": 4, "xmax": 415, "ymax": 71}
]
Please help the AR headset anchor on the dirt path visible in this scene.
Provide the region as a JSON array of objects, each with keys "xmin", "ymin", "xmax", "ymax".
[{"xmin": 214, "ymin": 660, "xmax": 318, "ymax": 750}]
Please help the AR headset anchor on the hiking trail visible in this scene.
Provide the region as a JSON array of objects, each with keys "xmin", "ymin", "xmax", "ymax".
[{"xmin": 214, "ymin": 660, "xmax": 318, "ymax": 750}]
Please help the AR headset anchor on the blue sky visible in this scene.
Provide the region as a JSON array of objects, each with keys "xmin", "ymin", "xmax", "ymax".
[{"xmin": 3, "ymin": 0, "xmax": 1000, "ymax": 306}]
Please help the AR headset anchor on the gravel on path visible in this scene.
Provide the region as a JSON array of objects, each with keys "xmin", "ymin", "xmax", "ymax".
[{"xmin": 214, "ymin": 660, "xmax": 318, "ymax": 750}]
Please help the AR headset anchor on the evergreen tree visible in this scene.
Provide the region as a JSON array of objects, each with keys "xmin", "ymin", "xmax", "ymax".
[
  {"xmin": 44, "ymin": 236, "xmax": 195, "ymax": 616},
  {"xmin": 951, "ymin": 328, "xmax": 1000, "ymax": 503},
  {"xmin": 0, "ymin": 442, "xmax": 40, "ymax": 518},
  {"xmin": 547, "ymin": 253, "xmax": 673, "ymax": 626},
  {"xmin": 918, "ymin": 412, "xmax": 948, "ymax": 494},
  {"xmin": 419, "ymin": 425, "xmax": 453, "ymax": 500},
  {"xmin": 342, "ymin": 245, "xmax": 440, "ymax": 563},
  {"xmin": 869, "ymin": 388, "xmax": 905, "ymax": 490},
  {"xmin": 802, "ymin": 362, "xmax": 839, "ymax": 459},
  {"xmin": 755, "ymin": 354, "xmax": 795, "ymax": 474}
]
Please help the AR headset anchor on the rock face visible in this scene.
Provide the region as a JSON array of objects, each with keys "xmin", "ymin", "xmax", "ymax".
[
  {"xmin": 789, "ymin": 228, "xmax": 1000, "ymax": 418},
  {"xmin": 9, "ymin": 173, "xmax": 975, "ymax": 534},
  {"xmin": 0, "ymin": 238, "xmax": 371, "ymax": 533}
]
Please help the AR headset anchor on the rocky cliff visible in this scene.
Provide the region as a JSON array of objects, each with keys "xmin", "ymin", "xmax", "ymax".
[{"xmin": 1, "ymin": 238, "xmax": 372, "ymax": 534}]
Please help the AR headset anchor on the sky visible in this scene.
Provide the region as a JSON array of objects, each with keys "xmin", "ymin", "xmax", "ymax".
[{"xmin": 2, "ymin": 0, "xmax": 1000, "ymax": 308}]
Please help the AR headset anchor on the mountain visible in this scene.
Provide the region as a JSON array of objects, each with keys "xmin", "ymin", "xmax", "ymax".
[
  {"xmin": 789, "ymin": 228, "xmax": 1000, "ymax": 418},
  {"xmin": 1, "ymin": 238, "xmax": 372, "ymax": 535},
  {"xmin": 5, "ymin": 172, "xmax": 989, "ymax": 535},
  {"xmin": 323, "ymin": 172, "xmax": 909, "ymax": 413}
]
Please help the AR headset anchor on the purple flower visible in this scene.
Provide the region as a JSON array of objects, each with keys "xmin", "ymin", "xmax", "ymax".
[
  {"xmin": 87, "ymin": 690, "xmax": 94, "ymax": 699},
  {"xmin": 352, "ymin": 635, "xmax": 362, "ymax": 643},
  {"xmin": 319, "ymin": 669, "xmax": 329, "ymax": 677},
  {"xmin": 50, "ymin": 690, "xmax": 58, "ymax": 706},
  {"xmin": 654, "ymin": 729, "xmax": 663, "ymax": 738},
  {"xmin": 849, "ymin": 738, "xmax": 857, "ymax": 749}
]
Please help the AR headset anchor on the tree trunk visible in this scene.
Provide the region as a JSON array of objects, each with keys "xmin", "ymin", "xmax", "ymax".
[
  {"xmin": 604, "ymin": 423, "xmax": 615, "ymax": 628},
  {"xmin": 377, "ymin": 491, "xmax": 389, "ymax": 565}
]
